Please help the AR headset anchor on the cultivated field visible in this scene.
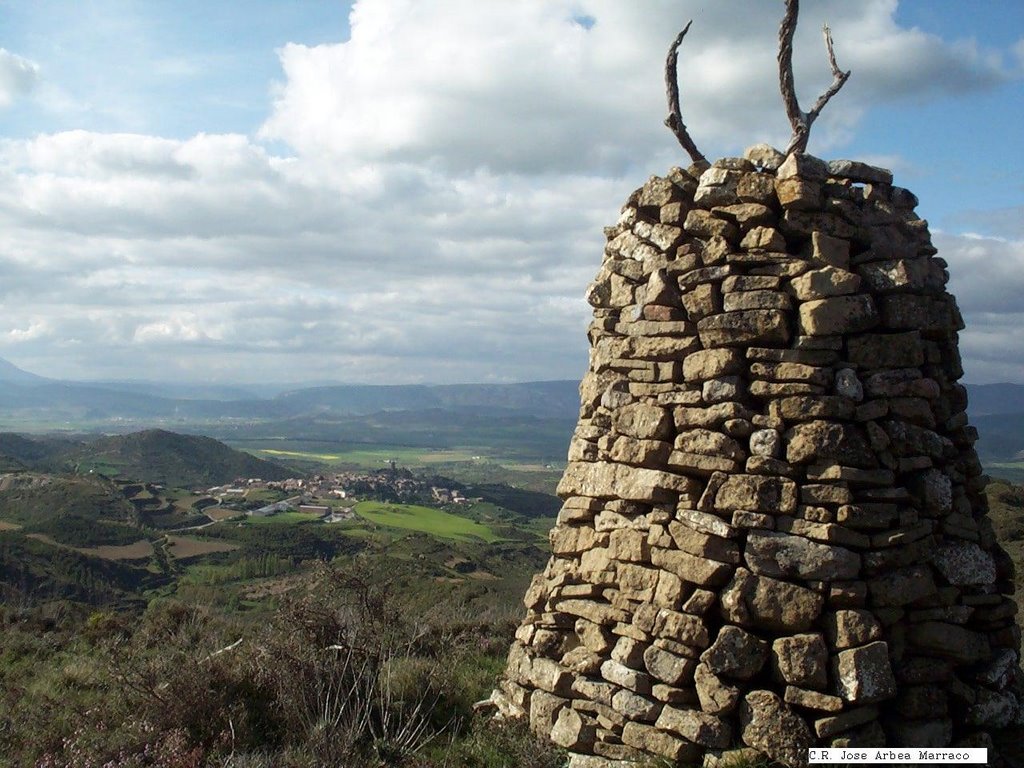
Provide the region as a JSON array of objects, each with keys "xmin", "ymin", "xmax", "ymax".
[
  {"xmin": 255, "ymin": 446, "xmax": 478, "ymax": 468},
  {"xmin": 23, "ymin": 532, "xmax": 155, "ymax": 561},
  {"xmin": 241, "ymin": 511, "xmax": 325, "ymax": 526},
  {"xmin": 81, "ymin": 540, "xmax": 155, "ymax": 560},
  {"xmin": 165, "ymin": 535, "xmax": 239, "ymax": 559},
  {"xmin": 205, "ymin": 506, "xmax": 241, "ymax": 522},
  {"xmin": 354, "ymin": 501, "xmax": 503, "ymax": 543}
]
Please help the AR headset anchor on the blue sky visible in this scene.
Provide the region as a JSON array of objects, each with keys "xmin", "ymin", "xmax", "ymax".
[
  {"xmin": 0, "ymin": 1, "xmax": 1021, "ymax": 385},
  {"xmin": 874, "ymin": 2, "xmax": 1024, "ymax": 231},
  {"xmin": 0, "ymin": 1, "xmax": 351, "ymax": 138}
]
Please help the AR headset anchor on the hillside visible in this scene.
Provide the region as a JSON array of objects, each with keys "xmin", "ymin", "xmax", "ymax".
[
  {"xmin": 0, "ymin": 357, "xmax": 48, "ymax": 385},
  {"xmin": 984, "ymin": 481, "xmax": 1024, "ymax": 624},
  {"xmin": 0, "ymin": 474, "xmax": 145, "ymax": 551},
  {"xmin": 0, "ymin": 432, "xmax": 70, "ymax": 469},
  {"xmin": 63, "ymin": 429, "xmax": 295, "ymax": 488},
  {"xmin": 0, "ymin": 532, "xmax": 156, "ymax": 606},
  {"xmin": 0, "ymin": 474, "xmax": 135, "ymax": 527},
  {"xmin": 967, "ymin": 383, "xmax": 1024, "ymax": 417}
]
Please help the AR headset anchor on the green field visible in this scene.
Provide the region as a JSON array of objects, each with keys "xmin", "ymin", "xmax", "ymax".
[
  {"xmin": 433, "ymin": 461, "xmax": 562, "ymax": 496},
  {"xmin": 74, "ymin": 459, "xmax": 127, "ymax": 476},
  {"xmin": 239, "ymin": 439, "xmax": 567, "ymax": 473},
  {"xmin": 354, "ymin": 501, "xmax": 502, "ymax": 543},
  {"xmin": 241, "ymin": 511, "xmax": 325, "ymax": 526},
  {"xmin": 255, "ymin": 446, "xmax": 478, "ymax": 468},
  {"xmin": 244, "ymin": 488, "xmax": 287, "ymax": 503}
]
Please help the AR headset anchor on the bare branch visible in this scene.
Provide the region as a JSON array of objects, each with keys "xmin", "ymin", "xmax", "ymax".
[
  {"xmin": 777, "ymin": 0, "xmax": 851, "ymax": 155},
  {"xmin": 824, "ymin": 24, "xmax": 841, "ymax": 74},
  {"xmin": 664, "ymin": 20, "xmax": 707, "ymax": 165},
  {"xmin": 805, "ymin": 24, "xmax": 851, "ymax": 125},
  {"xmin": 777, "ymin": 0, "xmax": 803, "ymax": 142}
]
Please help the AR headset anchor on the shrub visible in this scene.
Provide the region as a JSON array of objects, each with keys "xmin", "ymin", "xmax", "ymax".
[{"xmin": 3, "ymin": 561, "xmax": 545, "ymax": 767}]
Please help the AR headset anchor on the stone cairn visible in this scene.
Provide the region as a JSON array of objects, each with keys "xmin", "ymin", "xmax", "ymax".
[{"xmin": 493, "ymin": 144, "xmax": 1022, "ymax": 766}]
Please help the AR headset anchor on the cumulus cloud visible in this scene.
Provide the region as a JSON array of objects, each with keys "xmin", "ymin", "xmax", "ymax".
[
  {"xmin": 0, "ymin": 127, "xmax": 606, "ymax": 382},
  {"xmin": 948, "ymin": 207, "xmax": 1024, "ymax": 240},
  {"xmin": 0, "ymin": 49, "xmax": 39, "ymax": 108},
  {"xmin": 259, "ymin": 0, "xmax": 1017, "ymax": 171},
  {"xmin": 0, "ymin": 1, "xmax": 1020, "ymax": 384},
  {"xmin": 940, "ymin": 232, "xmax": 1024, "ymax": 383},
  {"xmin": 5, "ymin": 320, "xmax": 50, "ymax": 343},
  {"xmin": 941, "ymin": 232, "xmax": 1024, "ymax": 315}
]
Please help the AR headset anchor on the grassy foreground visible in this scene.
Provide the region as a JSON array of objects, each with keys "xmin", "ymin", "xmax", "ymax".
[{"xmin": 1, "ymin": 562, "xmax": 565, "ymax": 768}]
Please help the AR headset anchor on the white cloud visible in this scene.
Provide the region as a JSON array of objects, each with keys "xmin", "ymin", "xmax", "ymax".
[
  {"xmin": 259, "ymin": 0, "xmax": 1017, "ymax": 171},
  {"xmin": 5, "ymin": 320, "xmax": 50, "ymax": 343},
  {"xmin": 941, "ymin": 232, "xmax": 1024, "ymax": 315},
  {"xmin": 940, "ymin": 232, "xmax": 1024, "ymax": 383},
  {"xmin": 0, "ymin": 1, "xmax": 1020, "ymax": 384},
  {"xmin": 0, "ymin": 127, "xmax": 607, "ymax": 383},
  {"xmin": 133, "ymin": 313, "xmax": 223, "ymax": 344},
  {"xmin": 0, "ymin": 49, "xmax": 39, "ymax": 108},
  {"xmin": 949, "ymin": 207, "xmax": 1024, "ymax": 240}
]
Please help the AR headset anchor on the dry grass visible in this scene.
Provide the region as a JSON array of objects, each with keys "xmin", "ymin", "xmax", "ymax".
[
  {"xmin": 24, "ymin": 532, "xmax": 155, "ymax": 561},
  {"xmin": 204, "ymin": 507, "xmax": 240, "ymax": 522},
  {"xmin": 82, "ymin": 540, "xmax": 154, "ymax": 560},
  {"xmin": 241, "ymin": 574, "xmax": 306, "ymax": 600},
  {"xmin": 165, "ymin": 535, "xmax": 238, "ymax": 560}
]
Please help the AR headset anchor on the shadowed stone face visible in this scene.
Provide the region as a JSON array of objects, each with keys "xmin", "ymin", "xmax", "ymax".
[
  {"xmin": 771, "ymin": 633, "xmax": 828, "ymax": 689},
  {"xmin": 720, "ymin": 567, "xmax": 824, "ymax": 633},
  {"xmin": 494, "ymin": 149, "xmax": 1021, "ymax": 766},
  {"xmin": 700, "ymin": 625, "xmax": 768, "ymax": 679},
  {"xmin": 745, "ymin": 530, "xmax": 860, "ymax": 580},
  {"xmin": 833, "ymin": 641, "xmax": 897, "ymax": 704}
]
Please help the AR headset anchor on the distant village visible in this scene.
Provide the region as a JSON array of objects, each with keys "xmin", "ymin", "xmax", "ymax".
[{"xmin": 205, "ymin": 466, "xmax": 474, "ymax": 521}]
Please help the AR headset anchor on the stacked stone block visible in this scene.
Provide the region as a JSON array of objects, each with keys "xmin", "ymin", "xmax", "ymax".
[{"xmin": 496, "ymin": 145, "xmax": 1021, "ymax": 766}]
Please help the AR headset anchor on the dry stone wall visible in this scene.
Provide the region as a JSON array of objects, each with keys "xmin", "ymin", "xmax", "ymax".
[{"xmin": 495, "ymin": 145, "xmax": 1022, "ymax": 766}]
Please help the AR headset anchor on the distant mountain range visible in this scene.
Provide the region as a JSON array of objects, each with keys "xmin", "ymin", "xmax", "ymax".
[
  {"xmin": 0, "ymin": 357, "xmax": 581, "ymax": 423},
  {"xmin": 1, "ymin": 357, "xmax": 1023, "ymax": 466}
]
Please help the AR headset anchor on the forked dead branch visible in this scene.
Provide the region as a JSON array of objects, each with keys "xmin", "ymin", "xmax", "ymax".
[
  {"xmin": 777, "ymin": 0, "xmax": 851, "ymax": 155},
  {"xmin": 664, "ymin": 0, "xmax": 851, "ymax": 159}
]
